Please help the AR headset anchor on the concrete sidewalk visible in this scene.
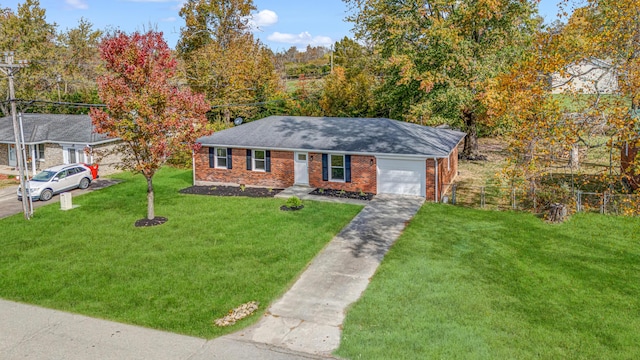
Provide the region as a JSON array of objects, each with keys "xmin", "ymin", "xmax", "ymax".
[
  {"xmin": 0, "ymin": 300, "xmax": 331, "ymax": 360},
  {"xmin": 275, "ymin": 185, "xmax": 369, "ymax": 206},
  {"xmin": 0, "ymin": 194, "xmax": 424, "ymax": 359}
]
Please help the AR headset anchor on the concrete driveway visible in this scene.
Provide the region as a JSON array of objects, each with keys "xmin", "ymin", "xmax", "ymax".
[
  {"xmin": 0, "ymin": 179, "xmax": 119, "ymax": 220},
  {"xmin": 230, "ymin": 194, "xmax": 425, "ymax": 356}
]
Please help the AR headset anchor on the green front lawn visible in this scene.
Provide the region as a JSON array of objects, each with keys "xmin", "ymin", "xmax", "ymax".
[
  {"xmin": 337, "ymin": 205, "xmax": 639, "ymax": 359},
  {"xmin": 0, "ymin": 168, "xmax": 362, "ymax": 338}
]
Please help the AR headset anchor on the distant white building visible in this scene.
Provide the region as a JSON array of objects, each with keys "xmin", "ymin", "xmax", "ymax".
[{"xmin": 551, "ymin": 58, "xmax": 618, "ymax": 94}]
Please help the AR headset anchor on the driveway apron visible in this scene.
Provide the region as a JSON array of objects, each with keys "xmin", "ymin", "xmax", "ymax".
[{"xmin": 229, "ymin": 194, "xmax": 424, "ymax": 356}]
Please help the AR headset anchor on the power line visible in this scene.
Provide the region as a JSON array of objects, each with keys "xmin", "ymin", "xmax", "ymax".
[{"xmin": 1, "ymin": 97, "xmax": 297, "ymax": 112}]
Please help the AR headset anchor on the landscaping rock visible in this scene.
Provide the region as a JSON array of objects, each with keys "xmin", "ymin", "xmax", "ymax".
[{"xmin": 214, "ymin": 301, "xmax": 260, "ymax": 327}]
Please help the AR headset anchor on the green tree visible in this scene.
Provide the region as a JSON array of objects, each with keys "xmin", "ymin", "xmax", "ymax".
[
  {"xmin": 344, "ymin": 0, "xmax": 539, "ymax": 157},
  {"xmin": 55, "ymin": 18, "xmax": 103, "ymax": 108},
  {"xmin": 0, "ymin": 0, "xmax": 57, "ymax": 112}
]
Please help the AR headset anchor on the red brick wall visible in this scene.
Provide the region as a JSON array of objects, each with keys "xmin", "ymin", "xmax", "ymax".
[
  {"xmin": 194, "ymin": 147, "xmax": 294, "ymax": 189},
  {"xmin": 308, "ymin": 153, "xmax": 377, "ymax": 193},
  {"xmin": 309, "ymin": 153, "xmax": 378, "ymax": 194},
  {"xmin": 439, "ymin": 146, "xmax": 458, "ymax": 196},
  {"xmin": 621, "ymin": 141, "xmax": 639, "ymax": 190},
  {"xmin": 425, "ymin": 147, "xmax": 459, "ymax": 202}
]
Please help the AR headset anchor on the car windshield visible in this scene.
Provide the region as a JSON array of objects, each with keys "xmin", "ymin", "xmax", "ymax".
[{"xmin": 32, "ymin": 170, "xmax": 56, "ymax": 182}]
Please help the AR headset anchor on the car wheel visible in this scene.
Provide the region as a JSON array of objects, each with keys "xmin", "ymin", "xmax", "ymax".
[
  {"xmin": 79, "ymin": 177, "xmax": 90, "ymax": 189},
  {"xmin": 40, "ymin": 189, "xmax": 53, "ymax": 201}
]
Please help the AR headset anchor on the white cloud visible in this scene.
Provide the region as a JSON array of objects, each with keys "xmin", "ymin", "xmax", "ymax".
[
  {"xmin": 65, "ymin": 0, "xmax": 88, "ymax": 10},
  {"xmin": 267, "ymin": 31, "xmax": 333, "ymax": 48},
  {"xmin": 159, "ymin": 17, "xmax": 177, "ymax": 22},
  {"xmin": 250, "ymin": 9, "xmax": 278, "ymax": 29}
]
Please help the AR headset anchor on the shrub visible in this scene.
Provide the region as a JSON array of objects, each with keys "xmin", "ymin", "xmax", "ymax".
[{"xmin": 285, "ymin": 196, "xmax": 303, "ymax": 208}]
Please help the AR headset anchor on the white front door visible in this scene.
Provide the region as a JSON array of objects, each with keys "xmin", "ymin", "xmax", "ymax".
[
  {"xmin": 294, "ymin": 152, "xmax": 309, "ymax": 185},
  {"xmin": 8, "ymin": 144, "xmax": 16, "ymax": 166}
]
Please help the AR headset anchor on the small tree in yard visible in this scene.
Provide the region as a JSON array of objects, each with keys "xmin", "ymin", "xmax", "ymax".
[{"xmin": 90, "ymin": 30, "xmax": 210, "ymax": 226}]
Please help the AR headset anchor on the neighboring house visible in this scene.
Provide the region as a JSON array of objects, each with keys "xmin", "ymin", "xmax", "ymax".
[
  {"xmin": 551, "ymin": 58, "xmax": 618, "ymax": 94},
  {"xmin": 0, "ymin": 113, "xmax": 121, "ymax": 176},
  {"xmin": 194, "ymin": 116, "xmax": 465, "ymax": 200}
]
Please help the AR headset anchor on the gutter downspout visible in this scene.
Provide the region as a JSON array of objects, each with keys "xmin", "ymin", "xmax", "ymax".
[{"xmin": 434, "ymin": 157, "xmax": 439, "ymax": 202}]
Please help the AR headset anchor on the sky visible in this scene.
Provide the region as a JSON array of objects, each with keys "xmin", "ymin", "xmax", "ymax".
[{"xmin": 3, "ymin": 0, "xmax": 567, "ymax": 52}]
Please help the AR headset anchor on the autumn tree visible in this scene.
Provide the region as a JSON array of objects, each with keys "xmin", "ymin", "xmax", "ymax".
[
  {"xmin": 488, "ymin": 0, "xmax": 640, "ymax": 214},
  {"xmin": 177, "ymin": 0, "xmax": 281, "ymax": 123},
  {"xmin": 344, "ymin": 0, "xmax": 539, "ymax": 157},
  {"xmin": 320, "ymin": 38, "xmax": 378, "ymax": 117},
  {"xmin": 90, "ymin": 31, "xmax": 210, "ymax": 225}
]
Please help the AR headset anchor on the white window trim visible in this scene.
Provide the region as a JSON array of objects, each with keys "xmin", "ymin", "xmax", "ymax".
[
  {"xmin": 329, "ymin": 154, "xmax": 345, "ymax": 182},
  {"xmin": 62, "ymin": 145, "xmax": 87, "ymax": 164},
  {"xmin": 252, "ymin": 149, "xmax": 266, "ymax": 172},
  {"xmin": 214, "ymin": 147, "xmax": 228, "ymax": 169}
]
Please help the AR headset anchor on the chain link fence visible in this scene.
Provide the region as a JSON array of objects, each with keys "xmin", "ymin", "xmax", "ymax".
[{"xmin": 443, "ymin": 183, "xmax": 640, "ymax": 216}]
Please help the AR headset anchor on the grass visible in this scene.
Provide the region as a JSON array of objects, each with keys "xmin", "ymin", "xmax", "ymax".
[
  {"xmin": 337, "ymin": 204, "xmax": 640, "ymax": 359},
  {"xmin": 0, "ymin": 167, "xmax": 362, "ymax": 338}
]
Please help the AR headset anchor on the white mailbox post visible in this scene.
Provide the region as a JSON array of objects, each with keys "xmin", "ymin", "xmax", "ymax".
[{"xmin": 60, "ymin": 192, "xmax": 73, "ymax": 210}]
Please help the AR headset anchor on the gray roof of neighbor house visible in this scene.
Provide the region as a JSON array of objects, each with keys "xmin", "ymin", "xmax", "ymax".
[
  {"xmin": 198, "ymin": 116, "xmax": 466, "ymax": 158},
  {"xmin": 0, "ymin": 113, "xmax": 118, "ymax": 145}
]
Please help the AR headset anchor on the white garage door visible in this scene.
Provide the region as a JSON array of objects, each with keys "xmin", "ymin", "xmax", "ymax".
[{"xmin": 377, "ymin": 158, "xmax": 425, "ymax": 197}]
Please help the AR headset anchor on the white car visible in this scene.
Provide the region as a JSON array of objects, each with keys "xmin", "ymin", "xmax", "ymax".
[{"xmin": 18, "ymin": 164, "xmax": 93, "ymax": 201}]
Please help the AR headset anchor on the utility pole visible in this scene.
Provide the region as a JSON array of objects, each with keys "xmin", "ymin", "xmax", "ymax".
[{"xmin": 0, "ymin": 51, "xmax": 32, "ymax": 219}]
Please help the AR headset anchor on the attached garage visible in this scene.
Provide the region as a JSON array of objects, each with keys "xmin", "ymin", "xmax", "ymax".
[{"xmin": 377, "ymin": 158, "xmax": 426, "ymax": 197}]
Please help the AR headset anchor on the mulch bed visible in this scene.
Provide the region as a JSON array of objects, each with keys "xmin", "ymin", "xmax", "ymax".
[
  {"xmin": 135, "ymin": 216, "xmax": 168, "ymax": 227},
  {"xmin": 309, "ymin": 188, "xmax": 374, "ymax": 201},
  {"xmin": 280, "ymin": 205, "xmax": 304, "ymax": 211},
  {"xmin": 179, "ymin": 185, "xmax": 284, "ymax": 198}
]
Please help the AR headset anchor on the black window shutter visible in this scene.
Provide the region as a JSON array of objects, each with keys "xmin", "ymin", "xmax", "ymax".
[
  {"xmin": 322, "ymin": 154, "xmax": 328, "ymax": 181},
  {"xmin": 345, "ymin": 155, "xmax": 351, "ymax": 183},
  {"xmin": 227, "ymin": 148, "xmax": 232, "ymax": 169},
  {"xmin": 265, "ymin": 150, "xmax": 271, "ymax": 172},
  {"xmin": 208, "ymin": 147, "xmax": 214, "ymax": 168},
  {"xmin": 246, "ymin": 149, "xmax": 252, "ymax": 170}
]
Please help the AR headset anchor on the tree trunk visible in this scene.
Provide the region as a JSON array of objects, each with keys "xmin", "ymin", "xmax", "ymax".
[
  {"xmin": 146, "ymin": 176, "xmax": 154, "ymax": 220},
  {"xmin": 224, "ymin": 108, "xmax": 231, "ymax": 124},
  {"xmin": 570, "ymin": 143, "xmax": 579, "ymax": 169},
  {"xmin": 462, "ymin": 110, "xmax": 479, "ymax": 158},
  {"xmin": 547, "ymin": 203, "xmax": 567, "ymax": 222}
]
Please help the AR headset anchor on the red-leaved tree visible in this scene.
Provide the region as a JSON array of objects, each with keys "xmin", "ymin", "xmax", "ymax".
[{"xmin": 90, "ymin": 30, "xmax": 210, "ymax": 225}]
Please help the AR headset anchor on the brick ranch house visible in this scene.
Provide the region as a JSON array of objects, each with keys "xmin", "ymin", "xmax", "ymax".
[
  {"xmin": 0, "ymin": 113, "xmax": 121, "ymax": 176},
  {"xmin": 194, "ymin": 116, "xmax": 465, "ymax": 200}
]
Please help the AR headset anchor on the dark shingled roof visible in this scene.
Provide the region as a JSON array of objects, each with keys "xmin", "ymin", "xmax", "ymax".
[
  {"xmin": 198, "ymin": 116, "xmax": 466, "ymax": 158},
  {"xmin": 0, "ymin": 113, "xmax": 117, "ymax": 145}
]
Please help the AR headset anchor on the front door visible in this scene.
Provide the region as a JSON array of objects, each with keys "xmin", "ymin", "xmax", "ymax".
[
  {"xmin": 294, "ymin": 152, "xmax": 309, "ymax": 185},
  {"xmin": 8, "ymin": 144, "xmax": 16, "ymax": 166}
]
